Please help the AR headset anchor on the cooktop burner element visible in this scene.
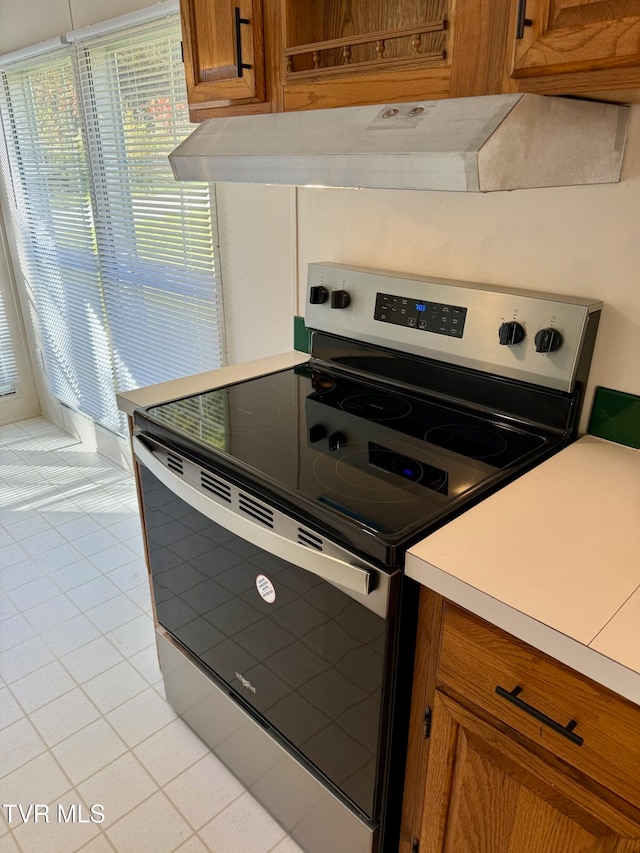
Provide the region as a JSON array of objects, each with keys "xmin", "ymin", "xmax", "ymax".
[
  {"xmin": 313, "ymin": 441, "xmax": 447, "ymax": 504},
  {"xmin": 228, "ymin": 396, "xmax": 287, "ymax": 428},
  {"xmin": 136, "ymin": 263, "xmax": 602, "ymax": 566},
  {"xmin": 340, "ymin": 393, "xmax": 413, "ymax": 421},
  {"xmin": 425, "ymin": 423, "xmax": 508, "ymax": 460},
  {"xmin": 141, "ymin": 363, "xmax": 548, "ymax": 540}
]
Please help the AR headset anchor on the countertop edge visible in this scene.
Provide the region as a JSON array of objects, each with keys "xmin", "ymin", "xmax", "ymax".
[
  {"xmin": 116, "ymin": 351, "xmax": 309, "ymax": 415},
  {"xmin": 405, "ymin": 554, "xmax": 640, "ymax": 707},
  {"xmin": 119, "ymin": 365, "xmax": 639, "ymax": 708}
]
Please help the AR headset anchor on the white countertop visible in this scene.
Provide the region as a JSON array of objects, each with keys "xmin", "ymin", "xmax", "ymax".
[
  {"xmin": 118, "ymin": 364, "xmax": 639, "ymax": 706},
  {"xmin": 406, "ymin": 435, "xmax": 640, "ymax": 706}
]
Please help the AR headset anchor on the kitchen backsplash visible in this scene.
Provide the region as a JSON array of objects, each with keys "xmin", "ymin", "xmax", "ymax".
[
  {"xmin": 293, "ymin": 315, "xmax": 311, "ymax": 353},
  {"xmin": 588, "ymin": 387, "xmax": 640, "ymax": 449}
]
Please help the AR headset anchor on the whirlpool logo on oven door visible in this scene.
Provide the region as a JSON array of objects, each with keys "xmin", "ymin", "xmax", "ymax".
[
  {"xmin": 235, "ymin": 671, "xmax": 257, "ymax": 694},
  {"xmin": 256, "ymin": 574, "xmax": 276, "ymax": 604}
]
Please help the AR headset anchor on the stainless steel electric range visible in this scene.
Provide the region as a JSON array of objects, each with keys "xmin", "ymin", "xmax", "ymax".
[{"xmin": 132, "ymin": 263, "xmax": 601, "ymax": 853}]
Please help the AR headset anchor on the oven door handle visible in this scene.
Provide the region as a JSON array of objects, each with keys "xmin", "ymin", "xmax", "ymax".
[{"xmin": 133, "ymin": 436, "xmax": 374, "ymax": 598}]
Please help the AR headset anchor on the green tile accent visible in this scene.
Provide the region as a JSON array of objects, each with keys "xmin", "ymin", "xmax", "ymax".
[
  {"xmin": 293, "ymin": 315, "xmax": 312, "ymax": 353},
  {"xmin": 588, "ymin": 387, "xmax": 640, "ymax": 449}
]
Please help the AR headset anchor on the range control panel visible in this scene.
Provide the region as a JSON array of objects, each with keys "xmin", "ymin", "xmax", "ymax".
[
  {"xmin": 305, "ymin": 262, "xmax": 602, "ymax": 392},
  {"xmin": 374, "ymin": 293, "xmax": 467, "ymax": 339}
]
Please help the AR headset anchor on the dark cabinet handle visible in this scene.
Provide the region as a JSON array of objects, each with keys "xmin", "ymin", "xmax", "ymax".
[
  {"xmin": 234, "ymin": 7, "xmax": 252, "ymax": 78},
  {"xmin": 495, "ymin": 685, "xmax": 584, "ymax": 746},
  {"xmin": 515, "ymin": 0, "xmax": 533, "ymax": 39}
]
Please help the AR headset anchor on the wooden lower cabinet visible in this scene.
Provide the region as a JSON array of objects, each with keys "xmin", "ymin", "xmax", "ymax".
[
  {"xmin": 400, "ymin": 591, "xmax": 640, "ymax": 853},
  {"xmin": 420, "ymin": 692, "xmax": 640, "ymax": 853}
]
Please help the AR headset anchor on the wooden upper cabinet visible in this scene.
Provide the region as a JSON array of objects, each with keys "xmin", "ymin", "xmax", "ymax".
[
  {"xmin": 178, "ymin": 1, "xmax": 640, "ymax": 123},
  {"xmin": 180, "ymin": 0, "xmax": 268, "ymax": 119},
  {"xmin": 510, "ymin": 1, "xmax": 640, "ymax": 100},
  {"xmin": 281, "ymin": 0, "xmax": 516, "ymax": 111},
  {"xmin": 178, "ymin": 0, "xmax": 516, "ymax": 120}
]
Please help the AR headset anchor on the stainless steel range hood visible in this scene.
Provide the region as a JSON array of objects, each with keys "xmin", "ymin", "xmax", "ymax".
[{"xmin": 169, "ymin": 93, "xmax": 629, "ymax": 192}]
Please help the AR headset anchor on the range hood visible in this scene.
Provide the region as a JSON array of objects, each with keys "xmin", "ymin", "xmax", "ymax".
[{"xmin": 169, "ymin": 93, "xmax": 629, "ymax": 193}]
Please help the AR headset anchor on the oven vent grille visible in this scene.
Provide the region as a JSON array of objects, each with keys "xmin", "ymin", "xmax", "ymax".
[
  {"xmin": 239, "ymin": 493, "xmax": 274, "ymax": 528},
  {"xmin": 298, "ymin": 528, "xmax": 323, "ymax": 551},
  {"xmin": 166, "ymin": 453, "xmax": 184, "ymax": 475},
  {"xmin": 201, "ymin": 471, "xmax": 231, "ymax": 503}
]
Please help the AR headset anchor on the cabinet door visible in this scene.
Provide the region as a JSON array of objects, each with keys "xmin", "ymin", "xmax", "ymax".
[
  {"xmin": 181, "ymin": 0, "xmax": 266, "ymax": 109},
  {"xmin": 512, "ymin": 1, "xmax": 640, "ymax": 78},
  {"xmin": 420, "ymin": 691, "xmax": 640, "ymax": 853}
]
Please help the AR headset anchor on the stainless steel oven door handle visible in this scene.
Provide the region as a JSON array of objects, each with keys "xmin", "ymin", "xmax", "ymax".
[{"xmin": 133, "ymin": 437, "xmax": 375, "ymax": 600}]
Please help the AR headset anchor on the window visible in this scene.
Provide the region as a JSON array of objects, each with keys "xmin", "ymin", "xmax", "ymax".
[
  {"xmin": 0, "ymin": 8, "xmax": 224, "ymax": 434},
  {"xmin": 1, "ymin": 48, "xmax": 110, "ymax": 422}
]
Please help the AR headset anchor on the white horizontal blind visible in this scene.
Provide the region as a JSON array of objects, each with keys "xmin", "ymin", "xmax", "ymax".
[
  {"xmin": 0, "ymin": 11, "xmax": 224, "ymax": 434},
  {"xmin": 75, "ymin": 15, "xmax": 223, "ymax": 398},
  {"xmin": 0, "ymin": 49, "xmax": 116, "ymax": 424}
]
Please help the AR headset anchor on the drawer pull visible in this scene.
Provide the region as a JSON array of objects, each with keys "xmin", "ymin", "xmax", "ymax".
[{"xmin": 495, "ymin": 685, "xmax": 584, "ymax": 746}]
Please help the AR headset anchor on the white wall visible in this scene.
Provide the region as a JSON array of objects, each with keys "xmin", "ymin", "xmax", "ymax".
[
  {"xmin": 296, "ymin": 106, "xmax": 640, "ymax": 433},
  {"xmin": 0, "ymin": 0, "xmax": 154, "ymax": 54},
  {"xmin": 0, "ymin": 212, "xmax": 39, "ymax": 424},
  {"xmin": 215, "ymin": 183, "xmax": 296, "ymax": 364}
]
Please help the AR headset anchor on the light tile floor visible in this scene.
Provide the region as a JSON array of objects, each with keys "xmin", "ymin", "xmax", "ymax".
[{"xmin": 0, "ymin": 418, "xmax": 304, "ymax": 853}]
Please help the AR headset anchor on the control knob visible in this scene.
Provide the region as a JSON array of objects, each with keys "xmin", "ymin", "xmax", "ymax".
[
  {"xmin": 309, "ymin": 285, "xmax": 328, "ymax": 305},
  {"xmin": 328, "ymin": 432, "xmax": 347, "ymax": 451},
  {"xmin": 330, "ymin": 290, "xmax": 351, "ymax": 310},
  {"xmin": 498, "ymin": 321, "xmax": 526, "ymax": 346},
  {"xmin": 534, "ymin": 327, "xmax": 563, "ymax": 353},
  {"xmin": 308, "ymin": 424, "xmax": 327, "ymax": 443}
]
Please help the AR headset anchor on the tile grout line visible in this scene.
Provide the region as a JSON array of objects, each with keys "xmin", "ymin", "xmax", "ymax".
[
  {"xmin": 0, "ymin": 421, "xmax": 148, "ymax": 848},
  {"xmin": 1, "ymin": 418, "xmax": 305, "ymax": 853}
]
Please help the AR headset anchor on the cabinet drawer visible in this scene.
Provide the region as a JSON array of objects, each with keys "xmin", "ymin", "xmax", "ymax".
[{"xmin": 437, "ymin": 603, "xmax": 640, "ymax": 807}]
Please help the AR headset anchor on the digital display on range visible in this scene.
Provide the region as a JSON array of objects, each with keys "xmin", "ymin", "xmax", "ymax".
[{"xmin": 374, "ymin": 292, "xmax": 467, "ymax": 339}]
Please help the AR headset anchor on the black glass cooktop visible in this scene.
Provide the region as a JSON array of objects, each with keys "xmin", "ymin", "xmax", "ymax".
[{"xmin": 138, "ymin": 363, "xmax": 553, "ymax": 551}]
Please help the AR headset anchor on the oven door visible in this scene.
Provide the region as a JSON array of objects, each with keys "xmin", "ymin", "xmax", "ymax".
[{"xmin": 134, "ymin": 436, "xmax": 400, "ymax": 825}]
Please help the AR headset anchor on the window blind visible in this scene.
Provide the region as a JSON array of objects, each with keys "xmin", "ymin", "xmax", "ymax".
[
  {"xmin": 74, "ymin": 16, "xmax": 223, "ymax": 396},
  {"xmin": 0, "ymin": 11, "xmax": 224, "ymax": 434},
  {"xmin": 0, "ymin": 49, "xmax": 111, "ymax": 421}
]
